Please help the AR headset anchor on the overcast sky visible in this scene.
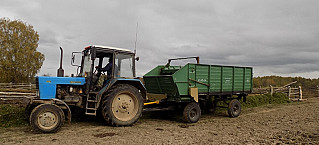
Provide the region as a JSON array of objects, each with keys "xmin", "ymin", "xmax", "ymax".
[{"xmin": 1, "ymin": 0, "xmax": 319, "ymax": 78}]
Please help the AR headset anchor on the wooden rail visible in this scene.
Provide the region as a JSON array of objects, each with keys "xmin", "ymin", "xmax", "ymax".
[
  {"xmin": 0, "ymin": 83, "xmax": 37, "ymax": 101},
  {"xmin": 252, "ymin": 82, "xmax": 304, "ymax": 101}
]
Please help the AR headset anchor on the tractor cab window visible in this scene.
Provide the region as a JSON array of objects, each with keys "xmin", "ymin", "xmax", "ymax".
[
  {"xmin": 115, "ymin": 54, "xmax": 134, "ymax": 78},
  {"xmin": 80, "ymin": 52, "xmax": 92, "ymax": 77}
]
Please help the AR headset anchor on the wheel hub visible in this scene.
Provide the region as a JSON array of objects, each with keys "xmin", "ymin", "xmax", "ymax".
[
  {"xmin": 38, "ymin": 112, "xmax": 57, "ymax": 128},
  {"xmin": 118, "ymin": 102, "xmax": 129, "ymax": 113},
  {"xmin": 190, "ymin": 109, "xmax": 197, "ymax": 118},
  {"xmin": 112, "ymin": 93, "xmax": 138, "ymax": 121},
  {"xmin": 233, "ymin": 105, "xmax": 239, "ymax": 113}
]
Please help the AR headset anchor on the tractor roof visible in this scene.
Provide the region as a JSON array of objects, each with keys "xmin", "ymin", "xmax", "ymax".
[{"xmin": 89, "ymin": 45, "xmax": 134, "ymax": 55}]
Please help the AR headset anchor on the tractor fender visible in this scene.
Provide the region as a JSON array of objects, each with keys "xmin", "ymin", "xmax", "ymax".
[{"xmin": 51, "ymin": 99, "xmax": 72, "ymax": 124}]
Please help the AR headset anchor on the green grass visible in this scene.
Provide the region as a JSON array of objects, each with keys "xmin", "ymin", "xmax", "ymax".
[
  {"xmin": 242, "ymin": 93, "xmax": 290, "ymax": 108},
  {"xmin": 0, "ymin": 104, "xmax": 28, "ymax": 127}
]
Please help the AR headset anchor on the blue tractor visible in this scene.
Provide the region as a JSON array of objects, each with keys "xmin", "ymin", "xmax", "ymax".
[{"xmin": 26, "ymin": 45, "xmax": 146, "ymax": 133}]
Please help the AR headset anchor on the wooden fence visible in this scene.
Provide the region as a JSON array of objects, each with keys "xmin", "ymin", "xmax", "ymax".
[
  {"xmin": 302, "ymin": 86, "xmax": 319, "ymax": 98},
  {"xmin": 252, "ymin": 81, "xmax": 304, "ymax": 101},
  {"xmin": 0, "ymin": 83, "xmax": 36, "ymax": 98},
  {"xmin": 1, "ymin": 82, "xmax": 318, "ymax": 101}
]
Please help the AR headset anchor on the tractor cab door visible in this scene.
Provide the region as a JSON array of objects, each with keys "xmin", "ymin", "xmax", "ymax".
[
  {"xmin": 78, "ymin": 48, "xmax": 96, "ymax": 92},
  {"xmin": 79, "ymin": 50, "xmax": 92, "ymax": 78},
  {"xmin": 80, "ymin": 51, "xmax": 114, "ymax": 91}
]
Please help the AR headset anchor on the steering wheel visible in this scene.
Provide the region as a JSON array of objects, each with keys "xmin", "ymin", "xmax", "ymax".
[{"xmin": 94, "ymin": 66, "xmax": 105, "ymax": 77}]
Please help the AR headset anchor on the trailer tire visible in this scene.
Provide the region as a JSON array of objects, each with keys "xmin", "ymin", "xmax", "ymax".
[
  {"xmin": 30, "ymin": 104, "xmax": 65, "ymax": 133},
  {"xmin": 183, "ymin": 102, "xmax": 201, "ymax": 123},
  {"xmin": 101, "ymin": 84, "xmax": 143, "ymax": 126},
  {"xmin": 228, "ymin": 99, "xmax": 241, "ymax": 118}
]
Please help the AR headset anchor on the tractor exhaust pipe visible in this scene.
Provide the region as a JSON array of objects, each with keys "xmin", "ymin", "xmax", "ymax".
[{"xmin": 57, "ymin": 47, "xmax": 64, "ymax": 77}]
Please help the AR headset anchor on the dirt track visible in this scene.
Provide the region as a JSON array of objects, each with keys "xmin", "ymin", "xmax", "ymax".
[{"xmin": 1, "ymin": 98, "xmax": 319, "ymax": 145}]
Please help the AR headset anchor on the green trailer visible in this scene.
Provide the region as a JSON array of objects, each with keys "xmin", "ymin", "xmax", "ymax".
[{"xmin": 143, "ymin": 57, "xmax": 253, "ymax": 123}]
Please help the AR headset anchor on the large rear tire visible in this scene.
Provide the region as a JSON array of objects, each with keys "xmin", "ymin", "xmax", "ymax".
[
  {"xmin": 30, "ymin": 104, "xmax": 65, "ymax": 133},
  {"xmin": 183, "ymin": 102, "xmax": 201, "ymax": 123},
  {"xmin": 228, "ymin": 99, "xmax": 241, "ymax": 118},
  {"xmin": 101, "ymin": 84, "xmax": 143, "ymax": 126}
]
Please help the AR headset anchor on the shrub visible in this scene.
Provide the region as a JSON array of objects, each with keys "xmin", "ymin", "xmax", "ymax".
[
  {"xmin": 242, "ymin": 93, "xmax": 290, "ymax": 108},
  {"xmin": 0, "ymin": 104, "xmax": 27, "ymax": 127}
]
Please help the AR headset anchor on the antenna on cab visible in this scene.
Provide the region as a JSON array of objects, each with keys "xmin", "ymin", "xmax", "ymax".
[{"xmin": 134, "ymin": 22, "xmax": 138, "ymax": 54}]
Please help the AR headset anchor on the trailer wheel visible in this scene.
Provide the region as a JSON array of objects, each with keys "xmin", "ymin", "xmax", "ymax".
[
  {"xmin": 183, "ymin": 102, "xmax": 201, "ymax": 123},
  {"xmin": 228, "ymin": 99, "xmax": 241, "ymax": 118},
  {"xmin": 102, "ymin": 84, "xmax": 143, "ymax": 126},
  {"xmin": 30, "ymin": 104, "xmax": 65, "ymax": 133}
]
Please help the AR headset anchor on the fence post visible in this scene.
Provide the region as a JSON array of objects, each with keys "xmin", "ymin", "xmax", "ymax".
[
  {"xmin": 299, "ymin": 86, "xmax": 303, "ymax": 100},
  {"xmin": 270, "ymin": 85, "xmax": 273, "ymax": 96},
  {"xmin": 288, "ymin": 86, "xmax": 291, "ymax": 100}
]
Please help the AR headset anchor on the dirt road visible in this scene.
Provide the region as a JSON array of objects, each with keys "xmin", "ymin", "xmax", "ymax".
[{"xmin": 1, "ymin": 98, "xmax": 319, "ymax": 145}]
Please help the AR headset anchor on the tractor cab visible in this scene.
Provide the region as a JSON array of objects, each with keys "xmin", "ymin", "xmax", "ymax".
[{"xmin": 73, "ymin": 45, "xmax": 137, "ymax": 92}]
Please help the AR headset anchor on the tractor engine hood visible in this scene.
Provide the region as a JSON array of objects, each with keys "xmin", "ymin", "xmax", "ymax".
[{"xmin": 37, "ymin": 76, "xmax": 85, "ymax": 99}]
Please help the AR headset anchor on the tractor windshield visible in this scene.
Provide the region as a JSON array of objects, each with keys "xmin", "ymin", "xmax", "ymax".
[{"xmin": 115, "ymin": 54, "xmax": 134, "ymax": 78}]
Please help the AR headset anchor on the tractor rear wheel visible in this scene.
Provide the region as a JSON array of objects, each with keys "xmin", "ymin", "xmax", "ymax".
[
  {"xmin": 227, "ymin": 99, "xmax": 241, "ymax": 118},
  {"xmin": 30, "ymin": 104, "xmax": 65, "ymax": 133},
  {"xmin": 183, "ymin": 102, "xmax": 201, "ymax": 123},
  {"xmin": 101, "ymin": 84, "xmax": 143, "ymax": 126}
]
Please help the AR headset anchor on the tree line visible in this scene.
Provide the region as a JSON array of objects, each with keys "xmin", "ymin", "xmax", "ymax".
[{"xmin": 253, "ymin": 75, "xmax": 319, "ymax": 89}]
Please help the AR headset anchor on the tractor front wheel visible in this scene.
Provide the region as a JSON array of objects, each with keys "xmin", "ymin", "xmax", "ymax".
[
  {"xmin": 30, "ymin": 104, "xmax": 65, "ymax": 133},
  {"xmin": 183, "ymin": 102, "xmax": 201, "ymax": 123},
  {"xmin": 101, "ymin": 84, "xmax": 143, "ymax": 126}
]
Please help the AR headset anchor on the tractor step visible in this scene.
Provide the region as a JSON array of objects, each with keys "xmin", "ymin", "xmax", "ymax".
[
  {"xmin": 86, "ymin": 108, "xmax": 97, "ymax": 110},
  {"xmin": 85, "ymin": 92, "xmax": 99, "ymax": 116},
  {"xmin": 85, "ymin": 112, "xmax": 96, "ymax": 116}
]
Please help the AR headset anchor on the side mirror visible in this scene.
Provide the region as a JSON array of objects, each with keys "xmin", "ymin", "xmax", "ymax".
[
  {"xmin": 71, "ymin": 52, "xmax": 82, "ymax": 66},
  {"xmin": 135, "ymin": 56, "xmax": 140, "ymax": 61},
  {"xmin": 72, "ymin": 55, "xmax": 75, "ymax": 63}
]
